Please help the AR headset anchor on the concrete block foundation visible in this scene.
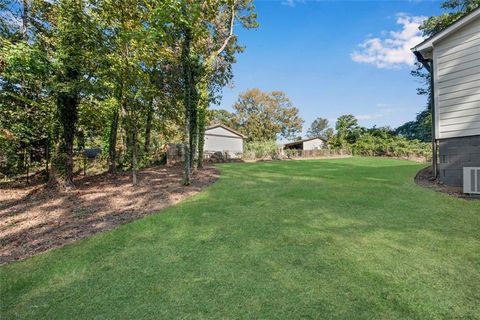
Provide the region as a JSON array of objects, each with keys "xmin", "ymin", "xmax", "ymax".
[{"xmin": 438, "ymin": 135, "xmax": 480, "ymax": 187}]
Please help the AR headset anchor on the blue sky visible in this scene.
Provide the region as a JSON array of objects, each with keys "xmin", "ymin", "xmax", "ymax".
[{"xmin": 218, "ymin": 0, "xmax": 443, "ymax": 134}]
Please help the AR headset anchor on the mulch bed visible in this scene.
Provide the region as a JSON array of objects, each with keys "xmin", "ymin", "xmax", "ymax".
[
  {"xmin": 414, "ymin": 166, "xmax": 479, "ymax": 199},
  {"xmin": 0, "ymin": 166, "xmax": 219, "ymax": 265}
]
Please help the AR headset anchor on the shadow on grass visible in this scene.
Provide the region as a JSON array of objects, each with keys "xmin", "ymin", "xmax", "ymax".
[{"xmin": 1, "ymin": 158, "xmax": 479, "ymax": 319}]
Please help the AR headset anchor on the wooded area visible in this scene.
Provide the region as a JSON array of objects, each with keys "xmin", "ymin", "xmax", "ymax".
[
  {"xmin": 0, "ymin": 0, "xmax": 257, "ymax": 186},
  {"xmin": 2, "ymin": 0, "xmax": 478, "ymax": 188}
]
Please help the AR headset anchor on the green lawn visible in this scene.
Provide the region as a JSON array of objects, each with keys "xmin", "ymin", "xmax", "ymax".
[{"xmin": 1, "ymin": 157, "xmax": 479, "ymax": 319}]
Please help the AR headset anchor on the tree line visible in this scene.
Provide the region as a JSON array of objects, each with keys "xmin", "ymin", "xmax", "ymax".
[
  {"xmin": 0, "ymin": 0, "xmax": 257, "ymax": 186},
  {"xmin": 2, "ymin": 0, "xmax": 477, "ymax": 186},
  {"xmin": 209, "ymin": 93, "xmax": 431, "ymax": 159}
]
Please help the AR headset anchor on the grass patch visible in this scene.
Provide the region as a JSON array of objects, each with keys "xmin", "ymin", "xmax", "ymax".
[{"xmin": 1, "ymin": 157, "xmax": 479, "ymax": 319}]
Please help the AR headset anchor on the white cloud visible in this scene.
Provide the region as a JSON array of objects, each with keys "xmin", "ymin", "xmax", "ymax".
[
  {"xmin": 356, "ymin": 114, "xmax": 384, "ymax": 121},
  {"xmin": 351, "ymin": 14, "xmax": 427, "ymax": 69},
  {"xmin": 281, "ymin": 0, "xmax": 305, "ymax": 7}
]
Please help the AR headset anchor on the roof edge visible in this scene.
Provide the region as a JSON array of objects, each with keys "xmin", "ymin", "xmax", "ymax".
[
  {"xmin": 412, "ymin": 7, "xmax": 480, "ymax": 54},
  {"xmin": 205, "ymin": 123, "xmax": 247, "ymax": 138},
  {"xmin": 283, "ymin": 137, "xmax": 327, "ymax": 146}
]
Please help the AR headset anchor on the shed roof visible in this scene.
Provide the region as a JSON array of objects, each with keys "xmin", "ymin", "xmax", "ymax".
[
  {"xmin": 205, "ymin": 124, "xmax": 247, "ymax": 139},
  {"xmin": 412, "ymin": 7, "xmax": 480, "ymax": 55},
  {"xmin": 283, "ymin": 137, "xmax": 326, "ymax": 147}
]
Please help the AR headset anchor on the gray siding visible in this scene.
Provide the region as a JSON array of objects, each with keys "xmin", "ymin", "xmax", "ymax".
[
  {"xmin": 434, "ymin": 17, "xmax": 480, "ymax": 139},
  {"xmin": 204, "ymin": 127, "xmax": 243, "ymax": 154},
  {"xmin": 438, "ymin": 135, "xmax": 480, "ymax": 186},
  {"xmin": 205, "ymin": 126, "xmax": 240, "ymax": 138}
]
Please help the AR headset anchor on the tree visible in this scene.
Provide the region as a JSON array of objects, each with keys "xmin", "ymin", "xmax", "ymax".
[
  {"xmin": 51, "ymin": 0, "xmax": 103, "ymax": 187},
  {"xmin": 306, "ymin": 117, "xmax": 329, "ymax": 139},
  {"xmin": 233, "ymin": 88, "xmax": 303, "ymax": 142},
  {"xmin": 207, "ymin": 109, "xmax": 236, "ymax": 127},
  {"xmin": 0, "ymin": 41, "xmax": 53, "ymax": 179},
  {"xmin": 331, "ymin": 114, "xmax": 362, "ymax": 148},
  {"xmin": 420, "ymin": 0, "xmax": 480, "ymax": 37},
  {"xmin": 395, "ymin": 110, "xmax": 431, "ymax": 142},
  {"xmin": 96, "ymin": 0, "xmax": 178, "ymax": 184},
  {"xmin": 53, "ymin": 1, "xmax": 86, "ymax": 186},
  {"xmin": 179, "ymin": 11, "xmax": 196, "ymax": 185},
  {"xmin": 396, "ymin": 63, "xmax": 433, "ymax": 142},
  {"xmin": 324, "ymin": 128, "xmax": 334, "ymax": 141},
  {"xmin": 156, "ymin": 0, "xmax": 210, "ymax": 184},
  {"xmin": 194, "ymin": 0, "xmax": 257, "ymax": 169},
  {"xmin": 1, "ymin": 0, "xmax": 102, "ymax": 186},
  {"xmin": 161, "ymin": 0, "xmax": 257, "ymax": 182},
  {"xmin": 95, "ymin": 0, "xmax": 132, "ymax": 179},
  {"xmin": 0, "ymin": 0, "xmax": 253, "ymax": 188},
  {"xmin": 367, "ymin": 126, "xmax": 395, "ymax": 139},
  {"xmin": 0, "ymin": 1, "xmax": 55, "ymax": 180}
]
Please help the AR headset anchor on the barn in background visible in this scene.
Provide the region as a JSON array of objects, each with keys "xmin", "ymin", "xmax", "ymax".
[
  {"xmin": 413, "ymin": 8, "xmax": 480, "ymax": 187},
  {"xmin": 283, "ymin": 137, "xmax": 326, "ymax": 151}
]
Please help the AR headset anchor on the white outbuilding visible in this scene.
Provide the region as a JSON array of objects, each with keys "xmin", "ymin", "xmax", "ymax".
[
  {"xmin": 283, "ymin": 137, "xmax": 326, "ymax": 151},
  {"xmin": 204, "ymin": 124, "xmax": 246, "ymax": 157},
  {"xmin": 412, "ymin": 7, "xmax": 480, "ymax": 187}
]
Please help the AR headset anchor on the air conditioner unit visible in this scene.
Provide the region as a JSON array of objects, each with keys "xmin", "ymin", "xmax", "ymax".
[{"xmin": 463, "ymin": 167, "xmax": 480, "ymax": 194}]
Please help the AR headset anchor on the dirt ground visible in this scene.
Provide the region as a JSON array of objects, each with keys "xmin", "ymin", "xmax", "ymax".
[
  {"xmin": 414, "ymin": 166, "xmax": 478, "ymax": 198},
  {"xmin": 0, "ymin": 166, "xmax": 219, "ymax": 265}
]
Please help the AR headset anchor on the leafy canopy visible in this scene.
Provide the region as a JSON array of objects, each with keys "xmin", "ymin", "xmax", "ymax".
[{"xmin": 232, "ymin": 88, "xmax": 304, "ymax": 142}]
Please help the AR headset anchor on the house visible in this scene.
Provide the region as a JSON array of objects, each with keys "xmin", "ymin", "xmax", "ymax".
[
  {"xmin": 283, "ymin": 137, "xmax": 326, "ymax": 151},
  {"xmin": 412, "ymin": 8, "xmax": 480, "ymax": 187},
  {"xmin": 204, "ymin": 124, "xmax": 246, "ymax": 157}
]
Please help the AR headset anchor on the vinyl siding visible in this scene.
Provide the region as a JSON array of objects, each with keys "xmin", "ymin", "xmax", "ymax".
[
  {"xmin": 204, "ymin": 127, "xmax": 243, "ymax": 154},
  {"xmin": 302, "ymin": 139, "xmax": 324, "ymax": 150},
  {"xmin": 205, "ymin": 126, "xmax": 240, "ymax": 138},
  {"xmin": 434, "ymin": 17, "xmax": 480, "ymax": 139}
]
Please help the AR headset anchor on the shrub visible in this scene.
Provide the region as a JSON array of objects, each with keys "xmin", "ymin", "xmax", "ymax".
[
  {"xmin": 244, "ymin": 140, "xmax": 281, "ymax": 160},
  {"xmin": 284, "ymin": 148, "xmax": 299, "ymax": 159},
  {"xmin": 351, "ymin": 133, "xmax": 431, "ymax": 161}
]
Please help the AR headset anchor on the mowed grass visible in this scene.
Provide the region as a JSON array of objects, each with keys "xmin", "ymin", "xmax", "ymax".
[{"xmin": 1, "ymin": 157, "xmax": 479, "ymax": 319}]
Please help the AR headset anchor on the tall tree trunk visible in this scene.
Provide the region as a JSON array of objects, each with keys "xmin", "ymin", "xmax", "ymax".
[
  {"xmin": 181, "ymin": 26, "xmax": 192, "ymax": 185},
  {"xmin": 144, "ymin": 98, "xmax": 153, "ymax": 153},
  {"xmin": 118, "ymin": 117, "xmax": 127, "ymax": 166},
  {"xmin": 197, "ymin": 107, "xmax": 206, "ymax": 168},
  {"xmin": 131, "ymin": 127, "xmax": 138, "ymax": 185},
  {"xmin": 194, "ymin": 1, "xmax": 237, "ymax": 168},
  {"xmin": 57, "ymin": 93, "xmax": 78, "ymax": 187},
  {"xmin": 108, "ymin": 105, "xmax": 119, "ymax": 174},
  {"xmin": 197, "ymin": 92, "xmax": 207, "ymax": 168},
  {"xmin": 45, "ymin": 136, "xmax": 50, "ymax": 181},
  {"xmin": 189, "ymin": 89, "xmax": 198, "ymax": 169},
  {"xmin": 55, "ymin": 0, "xmax": 84, "ymax": 188}
]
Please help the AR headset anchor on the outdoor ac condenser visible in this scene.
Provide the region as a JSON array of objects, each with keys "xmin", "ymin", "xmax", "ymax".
[{"xmin": 463, "ymin": 167, "xmax": 480, "ymax": 194}]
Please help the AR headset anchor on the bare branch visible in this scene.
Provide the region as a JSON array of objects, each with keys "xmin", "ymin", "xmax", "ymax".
[{"xmin": 214, "ymin": 0, "xmax": 236, "ymax": 58}]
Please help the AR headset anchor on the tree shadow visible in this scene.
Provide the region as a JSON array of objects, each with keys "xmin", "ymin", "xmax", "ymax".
[{"xmin": 0, "ymin": 165, "xmax": 219, "ymax": 264}]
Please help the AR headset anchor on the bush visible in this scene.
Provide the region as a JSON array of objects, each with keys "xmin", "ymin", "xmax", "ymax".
[
  {"xmin": 351, "ymin": 133, "xmax": 431, "ymax": 161},
  {"xmin": 244, "ymin": 140, "xmax": 281, "ymax": 160},
  {"xmin": 284, "ymin": 148, "xmax": 298, "ymax": 159}
]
